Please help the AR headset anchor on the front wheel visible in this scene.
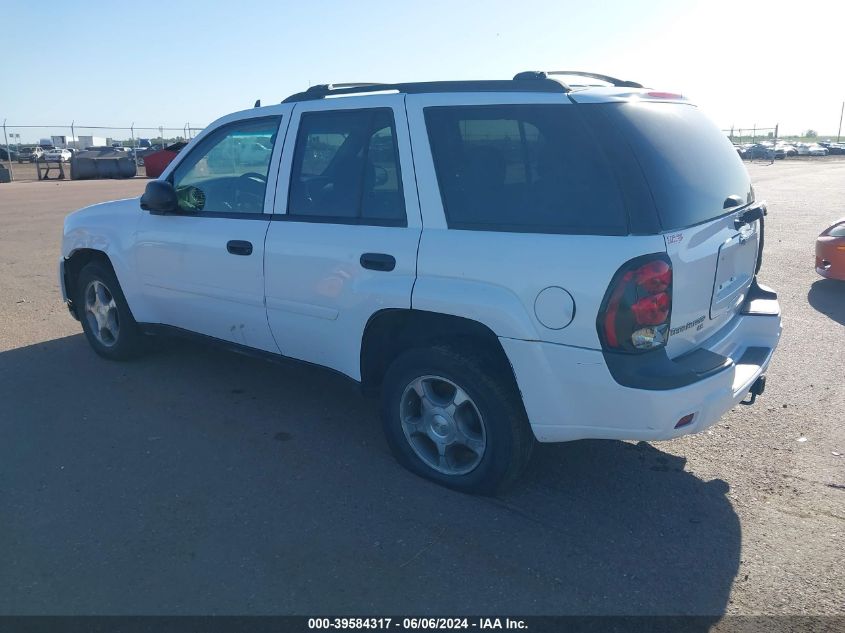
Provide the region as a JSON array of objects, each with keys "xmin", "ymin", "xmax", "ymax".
[
  {"xmin": 380, "ymin": 346, "xmax": 534, "ymax": 495},
  {"xmin": 77, "ymin": 262, "xmax": 144, "ymax": 360}
]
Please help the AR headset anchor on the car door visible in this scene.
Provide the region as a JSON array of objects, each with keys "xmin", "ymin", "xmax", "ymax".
[
  {"xmin": 264, "ymin": 96, "xmax": 422, "ymax": 379},
  {"xmin": 134, "ymin": 109, "xmax": 290, "ymax": 352}
]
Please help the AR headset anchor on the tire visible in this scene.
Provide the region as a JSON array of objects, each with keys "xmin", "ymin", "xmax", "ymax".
[
  {"xmin": 76, "ymin": 261, "xmax": 144, "ymax": 360},
  {"xmin": 380, "ymin": 345, "xmax": 534, "ymax": 495}
]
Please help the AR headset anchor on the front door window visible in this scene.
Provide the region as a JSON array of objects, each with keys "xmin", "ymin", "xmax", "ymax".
[{"xmin": 172, "ymin": 116, "xmax": 280, "ymax": 214}]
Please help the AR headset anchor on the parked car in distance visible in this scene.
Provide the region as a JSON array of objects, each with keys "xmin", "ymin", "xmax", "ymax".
[
  {"xmin": 816, "ymin": 219, "xmax": 845, "ymax": 280},
  {"xmin": 745, "ymin": 144, "xmax": 775, "ymax": 160},
  {"xmin": 0, "ymin": 147, "xmax": 19, "ymax": 161},
  {"xmin": 60, "ymin": 71, "xmax": 781, "ymax": 493},
  {"xmin": 42, "ymin": 148, "xmax": 73, "ymax": 162},
  {"xmin": 18, "ymin": 146, "xmax": 45, "ymax": 162},
  {"xmin": 776, "ymin": 143, "xmax": 797, "ymax": 157},
  {"xmin": 797, "ymin": 143, "xmax": 829, "ymax": 156},
  {"xmin": 141, "ymin": 141, "xmax": 187, "ymax": 178},
  {"xmin": 131, "ymin": 147, "xmax": 156, "ymax": 166}
]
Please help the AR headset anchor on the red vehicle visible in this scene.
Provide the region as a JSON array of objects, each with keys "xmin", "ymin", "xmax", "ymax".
[
  {"xmin": 143, "ymin": 142, "xmax": 187, "ymax": 179},
  {"xmin": 816, "ymin": 218, "xmax": 845, "ymax": 280}
]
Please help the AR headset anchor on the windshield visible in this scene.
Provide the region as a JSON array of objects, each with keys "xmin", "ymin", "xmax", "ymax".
[{"xmin": 598, "ymin": 102, "xmax": 753, "ymax": 230}]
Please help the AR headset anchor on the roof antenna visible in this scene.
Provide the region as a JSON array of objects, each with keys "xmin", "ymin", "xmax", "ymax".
[{"xmin": 254, "ymin": 99, "xmax": 261, "ymax": 108}]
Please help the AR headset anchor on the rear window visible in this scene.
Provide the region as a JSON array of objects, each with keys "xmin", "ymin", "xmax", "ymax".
[
  {"xmin": 599, "ymin": 102, "xmax": 753, "ymax": 230},
  {"xmin": 828, "ymin": 223, "xmax": 845, "ymax": 237},
  {"xmin": 424, "ymin": 105, "xmax": 628, "ymax": 235}
]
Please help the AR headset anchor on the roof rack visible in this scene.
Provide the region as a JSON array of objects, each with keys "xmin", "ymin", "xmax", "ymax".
[
  {"xmin": 282, "ymin": 79, "xmax": 569, "ymax": 103},
  {"xmin": 513, "ymin": 70, "xmax": 643, "ymax": 89}
]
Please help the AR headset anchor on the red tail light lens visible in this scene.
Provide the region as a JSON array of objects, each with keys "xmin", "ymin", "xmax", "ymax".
[
  {"xmin": 598, "ymin": 254, "xmax": 673, "ymax": 352},
  {"xmin": 675, "ymin": 413, "xmax": 695, "ymax": 429},
  {"xmin": 631, "ymin": 292, "xmax": 670, "ymax": 325},
  {"xmin": 634, "ymin": 260, "xmax": 671, "ymax": 293}
]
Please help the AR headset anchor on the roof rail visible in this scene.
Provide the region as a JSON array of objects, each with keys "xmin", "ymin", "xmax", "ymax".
[
  {"xmin": 282, "ymin": 79, "xmax": 569, "ymax": 103},
  {"xmin": 514, "ymin": 70, "xmax": 643, "ymax": 89}
]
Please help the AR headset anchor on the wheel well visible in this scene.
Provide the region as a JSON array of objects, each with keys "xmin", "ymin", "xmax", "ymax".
[
  {"xmin": 360, "ymin": 309, "xmax": 518, "ymax": 397},
  {"xmin": 64, "ymin": 249, "xmax": 114, "ymax": 303}
]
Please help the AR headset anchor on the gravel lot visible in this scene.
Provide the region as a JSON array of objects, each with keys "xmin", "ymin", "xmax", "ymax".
[{"xmin": 0, "ymin": 161, "xmax": 843, "ymax": 619}]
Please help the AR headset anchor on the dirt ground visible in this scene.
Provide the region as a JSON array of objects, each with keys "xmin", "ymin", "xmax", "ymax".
[{"xmin": 0, "ymin": 161, "xmax": 842, "ymax": 621}]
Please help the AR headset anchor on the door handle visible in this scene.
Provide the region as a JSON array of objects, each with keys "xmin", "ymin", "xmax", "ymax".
[
  {"xmin": 227, "ymin": 240, "xmax": 253, "ymax": 256},
  {"xmin": 360, "ymin": 253, "xmax": 396, "ymax": 272}
]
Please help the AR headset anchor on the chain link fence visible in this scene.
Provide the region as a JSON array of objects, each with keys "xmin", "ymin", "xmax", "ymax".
[
  {"xmin": 723, "ymin": 124, "xmax": 780, "ymax": 163},
  {"xmin": 725, "ymin": 125, "xmax": 778, "ymax": 146},
  {"xmin": 1, "ymin": 121, "xmax": 205, "ymax": 182}
]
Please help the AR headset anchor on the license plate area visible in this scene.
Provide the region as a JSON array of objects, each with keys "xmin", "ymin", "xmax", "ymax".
[{"xmin": 711, "ymin": 228, "xmax": 758, "ymax": 319}]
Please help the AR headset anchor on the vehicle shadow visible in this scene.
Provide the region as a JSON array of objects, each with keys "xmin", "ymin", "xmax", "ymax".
[
  {"xmin": 0, "ymin": 334, "xmax": 738, "ymax": 624},
  {"xmin": 808, "ymin": 278, "xmax": 845, "ymax": 325}
]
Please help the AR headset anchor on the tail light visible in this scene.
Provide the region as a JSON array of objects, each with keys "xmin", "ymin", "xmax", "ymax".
[{"xmin": 598, "ymin": 254, "xmax": 673, "ymax": 352}]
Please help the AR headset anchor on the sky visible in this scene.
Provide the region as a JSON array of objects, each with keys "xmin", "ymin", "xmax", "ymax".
[{"xmin": 2, "ymin": 0, "xmax": 844, "ymax": 143}]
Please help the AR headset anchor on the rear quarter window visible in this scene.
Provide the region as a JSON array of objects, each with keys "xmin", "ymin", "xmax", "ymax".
[{"xmin": 424, "ymin": 104, "xmax": 628, "ymax": 235}]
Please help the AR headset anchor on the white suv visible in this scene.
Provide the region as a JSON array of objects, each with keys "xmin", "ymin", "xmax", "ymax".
[{"xmin": 60, "ymin": 71, "xmax": 782, "ymax": 494}]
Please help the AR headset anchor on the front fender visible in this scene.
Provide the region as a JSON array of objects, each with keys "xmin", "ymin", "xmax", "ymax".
[{"xmin": 62, "ymin": 198, "xmax": 145, "ymax": 315}]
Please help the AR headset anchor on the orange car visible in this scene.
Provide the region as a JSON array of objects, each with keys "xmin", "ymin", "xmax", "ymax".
[{"xmin": 816, "ymin": 218, "xmax": 845, "ymax": 280}]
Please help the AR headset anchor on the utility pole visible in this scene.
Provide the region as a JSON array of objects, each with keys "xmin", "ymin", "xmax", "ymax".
[
  {"xmin": 2, "ymin": 119, "xmax": 14, "ymax": 181},
  {"xmin": 838, "ymin": 101, "xmax": 844, "ymax": 143},
  {"xmin": 772, "ymin": 124, "xmax": 779, "ymax": 164}
]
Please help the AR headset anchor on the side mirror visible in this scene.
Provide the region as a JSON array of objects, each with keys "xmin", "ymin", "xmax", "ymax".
[{"xmin": 140, "ymin": 180, "xmax": 178, "ymax": 214}]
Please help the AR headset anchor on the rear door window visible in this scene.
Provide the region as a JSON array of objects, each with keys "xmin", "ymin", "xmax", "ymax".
[
  {"xmin": 424, "ymin": 104, "xmax": 628, "ymax": 235},
  {"xmin": 288, "ymin": 108, "xmax": 406, "ymax": 225}
]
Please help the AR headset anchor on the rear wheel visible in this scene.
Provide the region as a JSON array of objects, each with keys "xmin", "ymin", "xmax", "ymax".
[
  {"xmin": 77, "ymin": 262, "xmax": 144, "ymax": 360},
  {"xmin": 380, "ymin": 345, "xmax": 534, "ymax": 495}
]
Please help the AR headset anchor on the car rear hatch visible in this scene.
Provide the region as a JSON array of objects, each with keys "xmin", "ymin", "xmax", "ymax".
[{"xmin": 578, "ymin": 98, "xmax": 762, "ymax": 358}]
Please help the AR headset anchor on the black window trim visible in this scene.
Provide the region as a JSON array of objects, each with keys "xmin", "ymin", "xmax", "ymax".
[
  {"xmin": 423, "ymin": 103, "xmax": 630, "ymax": 237},
  {"xmin": 163, "ymin": 211, "xmax": 271, "ymax": 221},
  {"xmin": 167, "ymin": 114, "xmax": 283, "ymax": 218},
  {"xmin": 282, "ymin": 106, "xmax": 408, "ymax": 228},
  {"xmin": 270, "ymin": 213, "xmax": 406, "ymax": 227}
]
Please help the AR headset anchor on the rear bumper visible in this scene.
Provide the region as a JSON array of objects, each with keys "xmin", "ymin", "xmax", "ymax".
[
  {"xmin": 502, "ymin": 283, "xmax": 781, "ymax": 443},
  {"xmin": 816, "ymin": 262, "xmax": 845, "ymax": 280},
  {"xmin": 816, "ymin": 239, "xmax": 845, "ymax": 280}
]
